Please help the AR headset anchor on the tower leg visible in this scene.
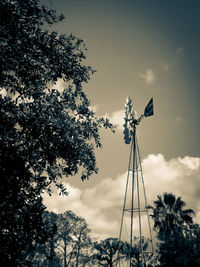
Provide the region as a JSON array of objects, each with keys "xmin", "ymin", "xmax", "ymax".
[
  {"xmin": 117, "ymin": 133, "xmax": 134, "ymax": 267},
  {"xmin": 130, "ymin": 127, "xmax": 136, "ymax": 266},
  {"xmin": 136, "ymin": 137, "xmax": 155, "ymax": 267},
  {"xmin": 136, "ymin": 148, "xmax": 144, "ymax": 267}
]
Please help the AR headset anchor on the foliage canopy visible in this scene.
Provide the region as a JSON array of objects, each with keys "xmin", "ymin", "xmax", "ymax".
[
  {"xmin": 0, "ymin": 0, "xmax": 113, "ymax": 264},
  {"xmin": 149, "ymin": 192, "xmax": 200, "ymax": 266}
]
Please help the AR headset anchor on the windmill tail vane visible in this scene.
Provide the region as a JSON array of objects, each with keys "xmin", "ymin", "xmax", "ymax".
[{"xmin": 144, "ymin": 98, "xmax": 154, "ymax": 117}]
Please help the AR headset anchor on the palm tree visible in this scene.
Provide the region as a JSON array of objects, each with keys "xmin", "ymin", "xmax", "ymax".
[
  {"xmin": 149, "ymin": 192, "xmax": 194, "ymax": 240},
  {"xmin": 149, "ymin": 193, "xmax": 195, "ymax": 267}
]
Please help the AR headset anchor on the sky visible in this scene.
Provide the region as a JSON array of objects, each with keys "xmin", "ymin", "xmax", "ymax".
[{"xmin": 42, "ymin": 0, "xmax": 200, "ymax": 240}]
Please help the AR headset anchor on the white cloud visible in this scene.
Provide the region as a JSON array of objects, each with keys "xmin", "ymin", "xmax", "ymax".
[
  {"xmin": 142, "ymin": 154, "xmax": 200, "ymax": 215},
  {"xmin": 52, "ymin": 78, "xmax": 66, "ymax": 92},
  {"xmin": 139, "ymin": 69, "xmax": 155, "ymax": 85},
  {"xmin": 89, "ymin": 105, "xmax": 99, "ymax": 113},
  {"xmin": 178, "ymin": 156, "xmax": 200, "ymax": 171},
  {"xmin": 0, "ymin": 88, "xmax": 7, "ymax": 97},
  {"xmin": 43, "ymin": 154, "xmax": 200, "ymax": 239},
  {"xmin": 104, "ymin": 109, "xmax": 125, "ymax": 131},
  {"xmin": 43, "ymin": 182, "xmax": 120, "ymax": 239}
]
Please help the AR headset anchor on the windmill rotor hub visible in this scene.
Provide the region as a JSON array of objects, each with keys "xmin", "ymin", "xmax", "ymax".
[{"xmin": 132, "ymin": 118, "xmax": 139, "ymax": 125}]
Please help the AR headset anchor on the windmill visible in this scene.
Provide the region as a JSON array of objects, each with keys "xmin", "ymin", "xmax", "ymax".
[{"xmin": 117, "ymin": 97, "xmax": 155, "ymax": 267}]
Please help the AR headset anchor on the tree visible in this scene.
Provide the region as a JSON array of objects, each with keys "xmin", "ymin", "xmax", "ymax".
[
  {"xmin": 92, "ymin": 238, "xmax": 121, "ymax": 267},
  {"xmin": 42, "ymin": 211, "xmax": 61, "ymax": 267},
  {"xmin": 185, "ymin": 223, "xmax": 200, "ymax": 266},
  {"xmin": 128, "ymin": 238, "xmax": 152, "ymax": 267},
  {"xmin": 92, "ymin": 238, "xmax": 134, "ymax": 267},
  {"xmin": 30, "ymin": 210, "xmax": 93, "ymax": 266},
  {"xmin": 56, "ymin": 211, "xmax": 92, "ymax": 267},
  {"xmin": 149, "ymin": 193, "xmax": 196, "ymax": 267},
  {"xmin": 0, "ymin": 132, "xmax": 48, "ymax": 264},
  {"xmin": 26, "ymin": 211, "xmax": 62, "ymax": 267},
  {"xmin": 0, "ymin": 0, "xmax": 113, "ymax": 264}
]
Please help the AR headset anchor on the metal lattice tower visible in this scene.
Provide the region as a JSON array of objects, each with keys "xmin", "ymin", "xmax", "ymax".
[{"xmin": 116, "ymin": 97, "xmax": 155, "ymax": 267}]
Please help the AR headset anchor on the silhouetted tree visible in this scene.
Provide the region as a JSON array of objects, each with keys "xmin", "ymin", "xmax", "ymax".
[
  {"xmin": 0, "ymin": 0, "xmax": 113, "ymax": 264},
  {"xmin": 56, "ymin": 211, "xmax": 92, "ymax": 267},
  {"xmin": 26, "ymin": 211, "xmax": 61, "ymax": 266},
  {"xmin": 43, "ymin": 211, "xmax": 61, "ymax": 267},
  {"xmin": 185, "ymin": 223, "xmax": 200, "ymax": 266},
  {"xmin": 29, "ymin": 210, "xmax": 93, "ymax": 266},
  {"xmin": 149, "ymin": 193, "xmax": 198, "ymax": 267},
  {"xmin": 91, "ymin": 237, "xmax": 141, "ymax": 267}
]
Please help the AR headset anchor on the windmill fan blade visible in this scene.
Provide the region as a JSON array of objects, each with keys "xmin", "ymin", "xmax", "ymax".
[
  {"xmin": 144, "ymin": 98, "xmax": 154, "ymax": 117},
  {"xmin": 123, "ymin": 127, "xmax": 131, "ymax": 144}
]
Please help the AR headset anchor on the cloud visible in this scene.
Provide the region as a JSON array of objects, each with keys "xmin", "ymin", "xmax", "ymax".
[
  {"xmin": 104, "ymin": 109, "xmax": 125, "ymax": 131},
  {"xmin": 176, "ymin": 47, "xmax": 184, "ymax": 58},
  {"xmin": 51, "ymin": 78, "xmax": 66, "ymax": 92},
  {"xmin": 178, "ymin": 156, "xmax": 200, "ymax": 171},
  {"xmin": 89, "ymin": 105, "xmax": 99, "ymax": 113},
  {"xmin": 43, "ymin": 154, "xmax": 200, "ymax": 239},
  {"xmin": 0, "ymin": 88, "xmax": 7, "ymax": 97},
  {"xmin": 43, "ymin": 182, "xmax": 120, "ymax": 240},
  {"xmin": 139, "ymin": 69, "xmax": 155, "ymax": 85},
  {"xmin": 142, "ymin": 154, "xmax": 200, "ymax": 216}
]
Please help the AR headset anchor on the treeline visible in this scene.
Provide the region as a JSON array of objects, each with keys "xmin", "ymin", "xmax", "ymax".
[
  {"xmin": 24, "ymin": 210, "xmax": 130, "ymax": 267},
  {"xmin": 10, "ymin": 193, "xmax": 200, "ymax": 267},
  {"xmin": 24, "ymin": 209, "xmax": 151, "ymax": 266}
]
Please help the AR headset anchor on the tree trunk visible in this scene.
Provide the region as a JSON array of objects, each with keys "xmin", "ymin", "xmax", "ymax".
[
  {"xmin": 109, "ymin": 249, "xmax": 113, "ymax": 267},
  {"xmin": 49, "ymin": 238, "xmax": 55, "ymax": 267},
  {"xmin": 75, "ymin": 239, "xmax": 81, "ymax": 267},
  {"xmin": 76, "ymin": 229, "xmax": 83, "ymax": 267},
  {"xmin": 64, "ymin": 238, "xmax": 67, "ymax": 267}
]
